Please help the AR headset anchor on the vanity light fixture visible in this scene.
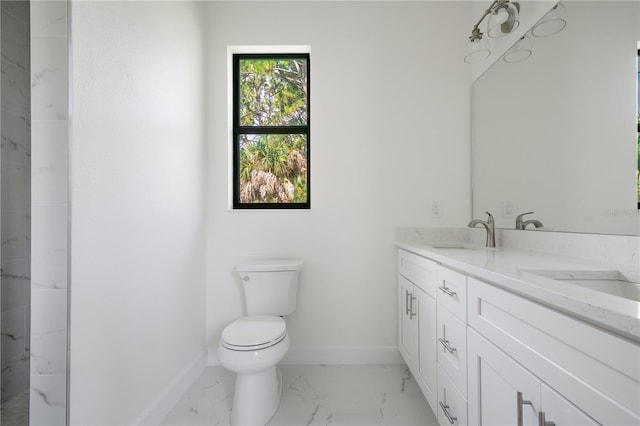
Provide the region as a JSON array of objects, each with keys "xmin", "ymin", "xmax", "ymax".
[
  {"xmin": 464, "ymin": 0, "xmax": 520, "ymax": 63},
  {"xmin": 465, "ymin": 1, "xmax": 567, "ymax": 64}
]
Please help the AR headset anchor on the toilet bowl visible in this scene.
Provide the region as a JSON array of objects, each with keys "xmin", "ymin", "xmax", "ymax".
[
  {"xmin": 218, "ymin": 316, "xmax": 290, "ymax": 426},
  {"xmin": 217, "ymin": 259, "xmax": 302, "ymax": 426}
]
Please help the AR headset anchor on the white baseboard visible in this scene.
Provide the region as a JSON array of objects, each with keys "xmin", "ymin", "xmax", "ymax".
[
  {"xmin": 282, "ymin": 346, "xmax": 403, "ymax": 365},
  {"xmin": 132, "ymin": 351, "xmax": 206, "ymax": 425},
  {"xmin": 208, "ymin": 345, "xmax": 404, "ymax": 366}
]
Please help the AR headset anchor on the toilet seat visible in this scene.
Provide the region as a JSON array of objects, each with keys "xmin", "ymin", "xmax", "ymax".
[{"xmin": 222, "ymin": 316, "xmax": 287, "ymax": 351}]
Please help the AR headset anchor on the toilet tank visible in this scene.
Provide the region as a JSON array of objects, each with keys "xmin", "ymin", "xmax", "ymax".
[{"xmin": 237, "ymin": 259, "xmax": 303, "ymax": 316}]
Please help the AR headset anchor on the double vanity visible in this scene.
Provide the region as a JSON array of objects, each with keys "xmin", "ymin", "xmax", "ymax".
[{"xmin": 396, "ymin": 240, "xmax": 639, "ymax": 425}]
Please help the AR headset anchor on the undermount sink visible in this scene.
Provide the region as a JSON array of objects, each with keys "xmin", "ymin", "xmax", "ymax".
[
  {"xmin": 527, "ymin": 269, "xmax": 640, "ymax": 302},
  {"xmin": 429, "ymin": 243, "xmax": 467, "ymax": 249},
  {"xmin": 427, "ymin": 243, "xmax": 497, "ymax": 250}
]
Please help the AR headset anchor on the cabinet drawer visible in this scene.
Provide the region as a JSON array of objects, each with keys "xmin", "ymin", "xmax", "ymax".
[
  {"xmin": 398, "ymin": 250, "xmax": 437, "ymax": 297},
  {"xmin": 437, "ymin": 365, "xmax": 468, "ymax": 426},
  {"xmin": 436, "ymin": 266, "xmax": 467, "ymax": 321},
  {"xmin": 437, "ymin": 304, "xmax": 467, "ymax": 394}
]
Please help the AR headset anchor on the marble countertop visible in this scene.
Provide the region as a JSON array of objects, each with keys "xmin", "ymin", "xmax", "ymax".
[{"xmin": 396, "ymin": 241, "xmax": 640, "ymax": 343}]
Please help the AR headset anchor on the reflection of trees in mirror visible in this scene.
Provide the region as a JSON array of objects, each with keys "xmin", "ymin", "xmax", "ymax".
[{"xmin": 235, "ymin": 56, "xmax": 309, "ymax": 206}]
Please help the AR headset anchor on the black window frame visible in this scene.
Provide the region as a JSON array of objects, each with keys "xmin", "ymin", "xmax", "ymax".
[{"xmin": 232, "ymin": 53, "xmax": 311, "ymax": 210}]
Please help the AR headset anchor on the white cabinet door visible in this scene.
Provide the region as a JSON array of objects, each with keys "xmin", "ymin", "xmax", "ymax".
[
  {"xmin": 399, "ymin": 275, "xmax": 415, "ymax": 369},
  {"xmin": 468, "ymin": 329, "xmax": 540, "ymax": 426},
  {"xmin": 415, "ymin": 285, "xmax": 437, "ymax": 412},
  {"xmin": 540, "ymin": 384, "xmax": 601, "ymax": 426},
  {"xmin": 398, "ymin": 271, "xmax": 437, "ymax": 414}
]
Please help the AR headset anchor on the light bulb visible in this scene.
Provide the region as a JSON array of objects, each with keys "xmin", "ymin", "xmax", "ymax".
[
  {"xmin": 494, "ymin": 9, "xmax": 509, "ymax": 25},
  {"xmin": 487, "ymin": 2, "xmax": 520, "ymax": 38}
]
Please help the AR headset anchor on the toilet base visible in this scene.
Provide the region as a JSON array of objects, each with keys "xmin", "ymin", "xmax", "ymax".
[{"xmin": 230, "ymin": 366, "xmax": 283, "ymax": 426}]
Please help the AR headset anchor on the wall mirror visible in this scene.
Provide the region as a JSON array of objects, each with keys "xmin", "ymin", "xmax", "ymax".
[{"xmin": 472, "ymin": 1, "xmax": 640, "ymax": 236}]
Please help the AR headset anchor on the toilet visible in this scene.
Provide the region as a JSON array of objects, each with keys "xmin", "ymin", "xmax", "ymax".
[{"xmin": 218, "ymin": 259, "xmax": 303, "ymax": 426}]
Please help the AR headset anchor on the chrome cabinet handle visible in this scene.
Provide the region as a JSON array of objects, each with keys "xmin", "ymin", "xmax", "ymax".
[
  {"xmin": 538, "ymin": 412, "xmax": 556, "ymax": 426},
  {"xmin": 405, "ymin": 290, "xmax": 410, "ymax": 316},
  {"xmin": 409, "ymin": 294, "xmax": 417, "ymax": 318},
  {"xmin": 517, "ymin": 392, "xmax": 534, "ymax": 426},
  {"xmin": 439, "ymin": 401, "xmax": 457, "ymax": 424},
  {"xmin": 438, "ymin": 281, "xmax": 457, "ymax": 297},
  {"xmin": 438, "ymin": 337, "xmax": 457, "ymax": 353}
]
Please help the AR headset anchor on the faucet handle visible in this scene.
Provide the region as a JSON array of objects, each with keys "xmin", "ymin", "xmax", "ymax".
[
  {"xmin": 485, "ymin": 211, "xmax": 494, "ymax": 223},
  {"xmin": 515, "ymin": 211, "xmax": 534, "ymax": 230},
  {"xmin": 516, "ymin": 211, "xmax": 534, "ymax": 221}
]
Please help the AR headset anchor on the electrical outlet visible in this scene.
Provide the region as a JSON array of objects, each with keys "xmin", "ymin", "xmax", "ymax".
[
  {"xmin": 432, "ymin": 202, "xmax": 442, "ymax": 218},
  {"xmin": 502, "ymin": 201, "xmax": 514, "ymax": 218}
]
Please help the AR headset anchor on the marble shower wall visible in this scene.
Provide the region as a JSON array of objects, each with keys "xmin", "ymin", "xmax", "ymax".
[
  {"xmin": 1, "ymin": 0, "xmax": 31, "ymax": 405},
  {"xmin": 30, "ymin": 1, "xmax": 68, "ymax": 424}
]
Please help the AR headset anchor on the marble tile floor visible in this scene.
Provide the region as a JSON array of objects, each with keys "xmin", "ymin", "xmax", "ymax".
[
  {"xmin": 162, "ymin": 365, "xmax": 438, "ymax": 426},
  {"xmin": 1, "ymin": 390, "xmax": 29, "ymax": 426}
]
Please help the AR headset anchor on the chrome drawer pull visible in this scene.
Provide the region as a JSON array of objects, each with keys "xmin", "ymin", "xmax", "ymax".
[
  {"xmin": 517, "ymin": 392, "xmax": 533, "ymax": 426},
  {"xmin": 409, "ymin": 294, "xmax": 417, "ymax": 319},
  {"xmin": 439, "ymin": 401, "xmax": 457, "ymax": 424},
  {"xmin": 405, "ymin": 290, "xmax": 410, "ymax": 316},
  {"xmin": 438, "ymin": 282, "xmax": 457, "ymax": 297},
  {"xmin": 438, "ymin": 337, "xmax": 457, "ymax": 353}
]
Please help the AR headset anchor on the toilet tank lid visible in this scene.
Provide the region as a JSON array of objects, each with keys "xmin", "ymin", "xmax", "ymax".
[{"xmin": 237, "ymin": 259, "xmax": 303, "ymax": 272}]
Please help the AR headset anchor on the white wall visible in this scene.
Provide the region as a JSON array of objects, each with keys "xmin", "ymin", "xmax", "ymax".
[
  {"xmin": 206, "ymin": 1, "xmax": 472, "ymax": 365},
  {"xmin": 69, "ymin": 2, "xmax": 206, "ymax": 424}
]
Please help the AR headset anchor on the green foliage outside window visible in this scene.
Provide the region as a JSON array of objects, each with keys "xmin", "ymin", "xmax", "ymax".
[{"xmin": 233, "ymin": 55, "xmax": 310, "ymax": 208}]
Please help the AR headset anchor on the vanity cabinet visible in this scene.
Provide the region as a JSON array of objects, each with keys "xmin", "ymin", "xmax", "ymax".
[
  {"xmin": 397, "ymin": 246, "xmax": 640, "ymax": 426},
  {"xmin": 467, "ymin": 277, "xmax": 639, "ymax": 425},
  {"xmin": 398, "ymin": 250, "xmax": 438, "ymax": 413}
]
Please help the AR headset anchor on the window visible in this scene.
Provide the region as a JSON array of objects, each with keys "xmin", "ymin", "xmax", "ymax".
[{"xmin": 232, "ymin": 53, "xmax": 310, "ymax": 209}]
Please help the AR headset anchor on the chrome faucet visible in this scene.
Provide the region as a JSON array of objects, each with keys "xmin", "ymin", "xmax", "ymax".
[
  {"xmin": 515, "ymin": 212, "xmax": 544, "ymax": 230},
  {"xmin": 468, "ymin": 212, "xmax": 496, "ymax": 248}
]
